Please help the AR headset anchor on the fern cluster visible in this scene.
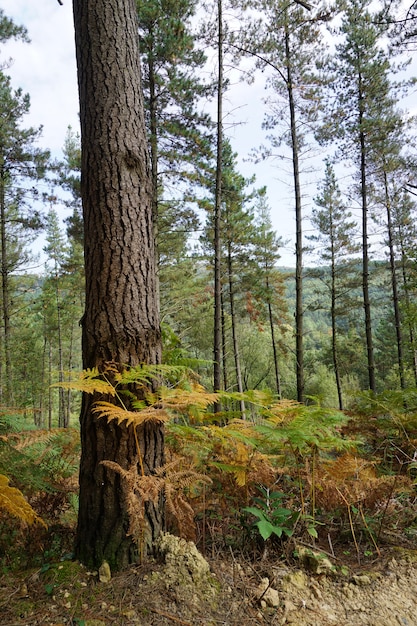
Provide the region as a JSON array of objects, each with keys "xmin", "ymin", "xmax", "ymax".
[
  {"xmin": 2, "ymin": 363, "xmax": 415, "ymax": 566},
  {"xmin": 0, "ymin": 412, "xmax": 80, "ymax": 540}
]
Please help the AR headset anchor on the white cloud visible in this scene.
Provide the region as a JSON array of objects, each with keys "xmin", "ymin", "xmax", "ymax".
[{"xmin": 1, "ymin": 0, "xmax": 79, "ymax": 156}]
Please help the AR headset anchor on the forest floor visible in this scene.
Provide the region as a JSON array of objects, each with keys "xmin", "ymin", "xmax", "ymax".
[{"xmin": 1, "ymin": 534, "xmax": 417, "ymax": 626}]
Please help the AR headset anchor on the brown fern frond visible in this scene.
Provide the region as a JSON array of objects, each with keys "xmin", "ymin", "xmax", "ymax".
[
  {"xmin": 112, "ymin": 466, "xmax": 148, "ymax": 538},
  {"xmin": 154, "ymin": 458, "xmax": 211, "ymax": 488},
  {"xmin": 0, "ymin": 474, "xmax": 46, "ymax": 528},
  {"xmin": 6, "ymin": 428, "xmax": 79, "ymax": 454},
  {"xmin": 322, "ymin": 454, "xmax": 376, "ymax": 482},
  {"xmin": 100, "ymin": 460, "xmax": 131, "ymax": 481},
  {"xmin": 93, "ymin": 401, "xmax": 170, "ymax": 426},
  {"xmin": 164, "ymin": 484, "xmax": 195, "ymax": 539},
  {"xmin": 101, "ymin": 456, "xmax": 211, "ymax": 542},
  {"xmin": 136, "ymin": 474, "xmax": 165, "ymax": 503},
  {"xmin": 3, "ymin": 428, "xmax": 62, "ymax": 450},
  {"xmin": 159, "ymin": 459, "xmax": 211, "ymax": 540},
  {"xmin": 314, "ymin": 453, "xmax": 411, "ymax": 513}
]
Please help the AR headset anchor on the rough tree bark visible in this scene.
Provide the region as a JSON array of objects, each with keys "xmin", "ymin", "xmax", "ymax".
[{"xmin": 72, "ymin": 0, "xmax": 163, "ymax": 570}]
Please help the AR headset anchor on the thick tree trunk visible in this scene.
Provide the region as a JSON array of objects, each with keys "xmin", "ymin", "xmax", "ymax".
[
  {"xmin": 147, "ymin": 46, "xmax": 161, "ymax": 307},
  {"xmin": 72, "ymin": 0, "xmax": 162, "ymax": 570}
]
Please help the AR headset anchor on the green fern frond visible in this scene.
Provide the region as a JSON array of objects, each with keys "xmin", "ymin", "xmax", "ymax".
[
  {"xmin": 165, "ymin": 423, "xmax": 212, "ymax": 467},
  {"xmin": 115, "ymin": 363, "xmax": 193, "ymax": 387},
  {"xmin": 221, "ymin": 420, "xmax": 263, "ymax": 447},
  {"xmin": 0, "ymin": 408, "xmax": 36, "ymax": 435},
  {"xmin": 265, "ymin": 399, "xmax": 303, "ymax": 421},
  {"xmin": 0, "ymin": 429, "xmax": 80, "ymax": 495},
  {"xmin": 93, "ymin": 401, "xmax": 170, "ymax": 427},
  {"xmin": 256, "ymin": 403, "xmax": 352, "ymax": 454},
  {"xmin": 203, "ymin": 421, "xmax": 259, "ymax": 448},
  {"xmin": 158, "ymin": 385, "xmax": 218, "ymax": 411},
  {"xmin": 209, "ymin": 461, "xmax": 249, "ymax": 487},
  {"xmin": 0, "ymin": 474, "xmax": 46, "ymax": 528},
  {"xmin": 219, "ymin": 389, "xmax": 275, "ymax": 410}
]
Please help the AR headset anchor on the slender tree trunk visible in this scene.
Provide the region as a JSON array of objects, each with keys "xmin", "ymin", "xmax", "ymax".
[
  {"xmin": 266, "ymin": 275, "xmax": 281, "ymax": 398},
  {"xmin": 330, "ymin": 264, "xmax": 343, "ymax": 410},
  {"xmin": 39, "ymin": 332, "xmax": 48, "ymax": 428},
  {"xmin": 221, "ymin": 288, "xmax": 228, "ymax": 392},
  {"xmin": 73, "ymin": 0, "xmax": 162, "ymax": 570},
  {"xmin": 53, "ymin": 269, "xmax": 67, "ymax": 427},
  {"xmin": 0, "ymin": 169, "xmax": 13, "ymax": 406},
  {"xmin": 0, "ymin": 332, "xmax": 2, "ymax": 407},
  {"xmin": 382, "ymin": 169, "xmax": 405, "ymax": 389},
  {"xmin": 66, "ymin": 320, "xmax": 75, "ymax": 422},
  {"xmin": 358, "ymin": 73, "xmax": 376, "ymax": 392},
  {"xmin": 284, "ymin": 19, "xmax": 304, "ymax": 403},
  {"xmin": 227, "ymin": 244, "xmax": 246, "ymax": 417},
  {"xmin": 325, "ymin": 210, "xmax": 344, "ymax": 410},
  {"xmin": 48, "ymin": 341, "xmax": 53, "ymax": 430},
  {"xmin": 397, "ymin": 223, "xmax": 417, "ymax": 385},
  {"xmin": 213, "ymin": 0, "xmax": 223, "ymax": 408}
]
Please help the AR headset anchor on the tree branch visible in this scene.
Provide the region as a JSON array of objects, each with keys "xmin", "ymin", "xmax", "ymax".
[{"xmin": 294, "ymin": 0, "xmax": 313, "ymax": 10}]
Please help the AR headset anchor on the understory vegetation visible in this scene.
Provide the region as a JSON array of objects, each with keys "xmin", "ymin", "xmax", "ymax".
[{"xmin": 1, "ymin": 366, "xmax": 417, "ymax": 573}]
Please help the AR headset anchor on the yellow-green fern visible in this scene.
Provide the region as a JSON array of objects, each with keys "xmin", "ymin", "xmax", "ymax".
[{"xmin": 0, "ymin": 474, "xmax": 46, "ymax": 528}]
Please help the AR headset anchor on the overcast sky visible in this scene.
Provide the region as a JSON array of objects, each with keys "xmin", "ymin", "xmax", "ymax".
[
  {"xmin": 0, "ymin": 0, "xmax": 305, "ymax": 266},
  {"xmin": 2, "ymin": 1, "xmax": 79, "ymax": 154},
  {"xmin": 1, "ymin": 1, "xmax": 416, "ymax": 268}
]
